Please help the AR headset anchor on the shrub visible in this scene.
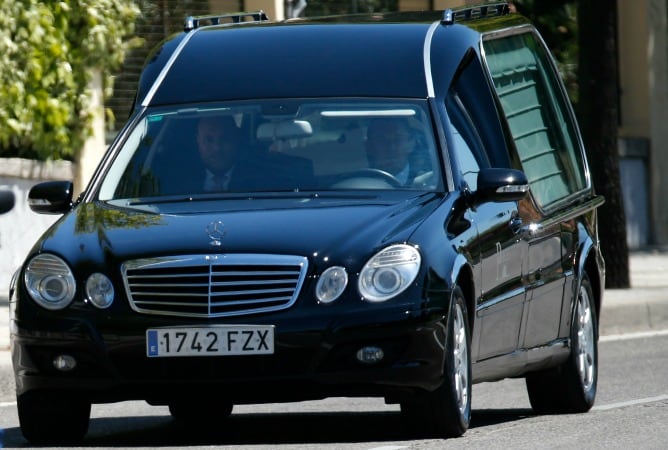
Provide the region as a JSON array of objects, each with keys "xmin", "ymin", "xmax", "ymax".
[{"xmin": 0, "ymin": 0, "xmax": 141, "ymax": 160}]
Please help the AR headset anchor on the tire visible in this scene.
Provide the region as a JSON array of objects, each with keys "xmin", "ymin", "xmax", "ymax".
[
  {"xmin": 169, "ymin": 400, "xmax": 233, "ymax": 424},
  {"xmin": 401, "ymin": 285, "xmax": 472, "ymax": 438},
  {"xmin": 17, "ymin": 390, "xmax": 91, "ymax": 445},
  {"xmin": 526, "ymin": 272, "xmax": 598, "ymax": 413}
]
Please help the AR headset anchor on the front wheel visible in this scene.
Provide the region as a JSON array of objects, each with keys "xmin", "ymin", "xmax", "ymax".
[
  {"xmin": 401, "ymin": 285, "xmax": 472, "ymax": 438},
  {"xmin": 17, "ymin": 390, "xmax": 91, "ymax": 445},
  {"xmin": 526, "ymin": 272, "xmax": 598, "ymax": 413}
]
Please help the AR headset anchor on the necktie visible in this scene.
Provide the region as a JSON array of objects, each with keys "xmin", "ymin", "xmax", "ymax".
[{"xmin": 205, "ymin": 173, "xmax": 229, "ymax": 191}]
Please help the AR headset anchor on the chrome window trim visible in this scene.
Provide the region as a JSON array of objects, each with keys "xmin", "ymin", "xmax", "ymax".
[
  {"xmin": 140, "ymin": 28, "xmax": 202, "ymax": 107},
  {"xmin": 423, "ymin": 21, "xmax": 441, "ymax": 98}
]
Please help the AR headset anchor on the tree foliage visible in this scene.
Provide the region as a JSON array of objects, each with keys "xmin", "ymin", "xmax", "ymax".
[
  {"xmin": 0, "ymin": 0, "xmax": 141, "ymax": 160},
  {"xmin": 512, "ymin": 0, "xmax": 578, "ymax": 101},
  {"xmin": 304, "ymin": 0, "xmax": 397, "ymax": 16}
]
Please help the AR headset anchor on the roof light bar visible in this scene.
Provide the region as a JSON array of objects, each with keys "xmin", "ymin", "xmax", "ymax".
[{"xmin": 441, "ymin": 2, "xmax": 509, "ymax": 25}]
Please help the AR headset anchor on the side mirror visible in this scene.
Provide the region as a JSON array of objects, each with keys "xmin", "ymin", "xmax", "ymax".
[
  {"xmin": 0, "ymin": 189, "xmax": 14, "ymax": 214},
  {"xmin": 28, "ymin": 181, "xmax": 74, "ymax": 214},
  {"xmin": 475, "ymin": 168, "xmax": 529, "ymax": 204}
]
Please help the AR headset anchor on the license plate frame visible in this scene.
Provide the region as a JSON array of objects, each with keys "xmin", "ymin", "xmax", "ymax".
[{"xmin": 146, "ymin": 325, "xmax": 275, "ymax": 357}]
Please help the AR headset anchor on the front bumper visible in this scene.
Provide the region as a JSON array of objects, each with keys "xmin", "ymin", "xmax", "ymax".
[{"xmin": 11, "ymin": 302, "xmax": 449, "ymax": 405}]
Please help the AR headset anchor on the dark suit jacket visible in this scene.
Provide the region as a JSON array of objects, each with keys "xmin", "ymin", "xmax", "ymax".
[{"xmin": 151, "ymin": 149, "xmax": 316, "ymax": 196}]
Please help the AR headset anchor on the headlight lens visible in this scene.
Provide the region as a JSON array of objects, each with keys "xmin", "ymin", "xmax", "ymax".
[
  {"xmin": 358, "ymin": 244, "xmax": 421, "ymax": 302},
  {"xmin": 86, "ymin": 273, "xmax": 114, "ymax": 309},
  {"xmin": 316, "ymin": 266, "xmax": 348, "ymax": 303},
  {"xmin": 24, "ymin": 254, "xmax": 76, "ymax": 310}
]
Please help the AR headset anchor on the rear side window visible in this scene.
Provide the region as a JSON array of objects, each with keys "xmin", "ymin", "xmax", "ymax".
[{"xmin": 483, "ymin": 30, "xmax": 587, "ymax": 208}]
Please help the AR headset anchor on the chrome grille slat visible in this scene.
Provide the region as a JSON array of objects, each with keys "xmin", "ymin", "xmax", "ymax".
[
  {"xmin": 126, "ymin": 272, "xmax": 209, "ymax": 279},
  {"xmin": 211, "ymin": 270, "xmax": 302, "ymax": 276},
  {"xmin": 210, "ymin": 280, "xmax": 294, "ymax": 287},
  {"xmin": 122, "ymin": 254, "xmax": 308, "ymax": 318},
  {"xmin": 134, "ymin": 300, "xmax": 209, "ymax": 307},
  {"xmin": 210, "ymin": 288, "xmax": 294, "ymax": 296},
  {"xmin": 210, "ymin": 296, "xmax": 293, "ymax": 307},
  {"xmin": 131, "ymin": 292, "xmax": 209, "ymax": 297},
  {"xmin": 130, "ymin": 283, "xmax": 210, "ymax": 288}
]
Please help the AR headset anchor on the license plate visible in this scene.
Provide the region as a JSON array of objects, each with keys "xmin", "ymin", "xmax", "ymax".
[{"xmin": 146, "ymin": 325, "xmax": 274, "ymax": 357}]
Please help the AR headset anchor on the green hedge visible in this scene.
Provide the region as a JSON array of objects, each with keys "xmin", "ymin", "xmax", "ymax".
[{"xmin": 0, "ymin": 0, "xmax": 141, "ymax": 161}]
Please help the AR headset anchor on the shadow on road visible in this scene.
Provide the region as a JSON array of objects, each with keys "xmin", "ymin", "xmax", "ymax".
[
  {"xmin": 0, "ymin": 408, "xmax": 537, "ymax": 447},
  {"xmin": 472, "ymin": 408, "xmax": 536, "ymax": 427}
]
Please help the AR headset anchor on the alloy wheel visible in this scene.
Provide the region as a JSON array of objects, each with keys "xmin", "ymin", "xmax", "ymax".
[
  {"xmin": 452, "ymin": 302, "xmax": 470, "ymax": 414},
  {"xmin": 576, "ymin": 285, "xmax": 596, "ymax": 391}
]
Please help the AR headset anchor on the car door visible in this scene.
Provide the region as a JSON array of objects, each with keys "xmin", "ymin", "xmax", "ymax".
[
  {"xmin": 445, "ymin": 87, "xmax": 528, "ymax": 361},
  {"xmin": 482, "ymin": 28, "xmax": 591, "ymax": 348},
  {"xmin": 517, "ymin": 200, "xmax": 567, "ymax": 347},
  {"xmin": 473, "ymin": 201, "xmax": 527, "ymax": 358}
]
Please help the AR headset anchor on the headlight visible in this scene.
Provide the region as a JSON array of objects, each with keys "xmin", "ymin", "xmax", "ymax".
[
  {"xmin": 86, "ymin": 273, "xmax": 114, "ymax": 309},
  {"xmin": 358, "ymin": 244, "xmax": 421, "ymax": 302},
  {"xmin": 24, "ymin": 254, "xmax": 76, "ymax": 310},
  {"xmin": 316, "ymin": 266, "xmax": 348, "ymax": 303}
]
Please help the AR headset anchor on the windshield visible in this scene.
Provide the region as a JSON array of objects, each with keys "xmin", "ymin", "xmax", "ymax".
[{"xmin": 98, "ymin": 99, "xmax": 442, "ymax": 201}]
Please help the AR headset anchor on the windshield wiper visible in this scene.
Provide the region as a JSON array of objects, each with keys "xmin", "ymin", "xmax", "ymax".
[{"xmin": 121, "ymin": 190, "xmax": 389, "ymax": 206}]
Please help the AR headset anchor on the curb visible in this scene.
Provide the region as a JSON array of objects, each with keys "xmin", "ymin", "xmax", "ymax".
[{"xmin": 600, "ymin": 288, "xmax": 668, "ymax": 336}]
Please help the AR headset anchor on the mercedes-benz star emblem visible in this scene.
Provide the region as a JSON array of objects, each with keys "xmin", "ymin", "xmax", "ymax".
[{"xmin": 206, "ymin": 221, "xmax": 226, "ymax": 246}]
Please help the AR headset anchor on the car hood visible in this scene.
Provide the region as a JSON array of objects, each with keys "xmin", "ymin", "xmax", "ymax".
[{"xmin": 34, "ymin": 192, "xmax": 447, "ymax": 272}]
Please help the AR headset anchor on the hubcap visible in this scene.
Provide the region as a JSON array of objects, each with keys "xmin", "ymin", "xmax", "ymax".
[
  {"xmin": 452, "ymin": 303, "xmax": 470, "ymax": 413},
  {"xmin": 576, "ymin": 285, "xmax": 596, "ymax": 391}
]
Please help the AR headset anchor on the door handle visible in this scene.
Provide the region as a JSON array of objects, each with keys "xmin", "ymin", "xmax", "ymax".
[{"xmin": 509, "ymin": 216, "xmax": 523, "ymax": 234}]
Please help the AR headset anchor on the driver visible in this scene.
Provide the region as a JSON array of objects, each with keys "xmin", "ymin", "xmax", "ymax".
[{"xmin": 365, "ymin": 117, "xmax": 417, "ymax": 185}]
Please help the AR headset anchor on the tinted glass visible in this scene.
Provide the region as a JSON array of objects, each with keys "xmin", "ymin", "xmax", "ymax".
[
  {"xmin": 446, "ymin": 94, "xmax": 489, "ymax": 190},
  {"xmin": 484, "ymin": 31, "xmax": 587, "ymax": 207},
  {"xmin": 98, "ymin": 100, "xmax": 441, "ymax": 200}
]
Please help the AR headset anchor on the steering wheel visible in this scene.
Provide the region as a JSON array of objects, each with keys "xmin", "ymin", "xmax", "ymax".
[{"xmin": 336, "ymin": 168, "xmax": 402, "ymax": 188}]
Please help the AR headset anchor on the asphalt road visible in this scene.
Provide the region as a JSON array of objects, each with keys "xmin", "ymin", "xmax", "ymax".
[{"xmin": 1, "ymin": 330, "xmax": 667, "ymax": 449}]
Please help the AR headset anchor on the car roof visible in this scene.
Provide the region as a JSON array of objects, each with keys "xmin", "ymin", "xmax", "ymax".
[{"xmin": 137, "ymin": 5, "xmax": 530, "ymax": 108}]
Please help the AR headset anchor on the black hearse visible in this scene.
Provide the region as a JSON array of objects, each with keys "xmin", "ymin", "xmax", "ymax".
[{"xmin": 10, "ymin": 4, "xmax": 604, "ymax": 444}]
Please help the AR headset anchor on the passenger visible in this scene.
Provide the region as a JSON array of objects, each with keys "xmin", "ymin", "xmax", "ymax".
[
  {"xmin": 195, "ymin": 116, "xmax": 243, "ymax": 191},
  {"xmin": 165, "ymin": 115, "xmax": 314, "ymax": 193}
]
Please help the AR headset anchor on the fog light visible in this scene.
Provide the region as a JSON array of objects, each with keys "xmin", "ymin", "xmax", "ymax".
[
  {"xmin": 356, "ymin": 346, "xmax": 384, "ymax": 364},
  {"xmin": 53, "ymin": 354, "xmax": 77, "ymax": 371}
]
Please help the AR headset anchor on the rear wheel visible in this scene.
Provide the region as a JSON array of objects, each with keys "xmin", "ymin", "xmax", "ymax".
[
  {"xmin": 401, "ymin": 285, "xmax": 471, "ymax": 438},
  {"xmin": 17, "ymin": 390, "xmax": 90, "ymax": 445},
  {"xmin": 526, "ymin": 272, "xmax": 598, "ymax": 413}
]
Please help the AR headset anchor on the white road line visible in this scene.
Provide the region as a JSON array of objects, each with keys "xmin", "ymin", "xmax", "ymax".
[
  {"xmin": 367, "ymin": 447, "xmax": 408, "ymax": 450},
  {"xmin": 593, "ymin": 394, "xmax": 668, "ymax": 411},
  {"xmin": 0, "ymin": 401, "xmax": 15, "ymax": 407},
  {"xmin": 600, "ymin": 329, "xmax": 668, "ymax": 342}
]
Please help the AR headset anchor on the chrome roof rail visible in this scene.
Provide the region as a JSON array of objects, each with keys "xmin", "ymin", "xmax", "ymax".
[
  {"xmin": 441, "ymin": 2, "xmax": 509, "ymax": 25},
  {"xmin": 184, "ymin": 11, "xmax": 269, "ymax": 32}
]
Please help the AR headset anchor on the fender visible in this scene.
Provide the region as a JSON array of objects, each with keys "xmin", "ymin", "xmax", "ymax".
[{"xmin": 573, "ymin": 221, "xmax": 605, "ymax": 327}]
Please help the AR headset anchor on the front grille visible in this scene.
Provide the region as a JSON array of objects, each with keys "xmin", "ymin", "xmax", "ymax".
[{"xmin": 122, "ymin": 254, "xmax": 308, "ymax": 318}]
